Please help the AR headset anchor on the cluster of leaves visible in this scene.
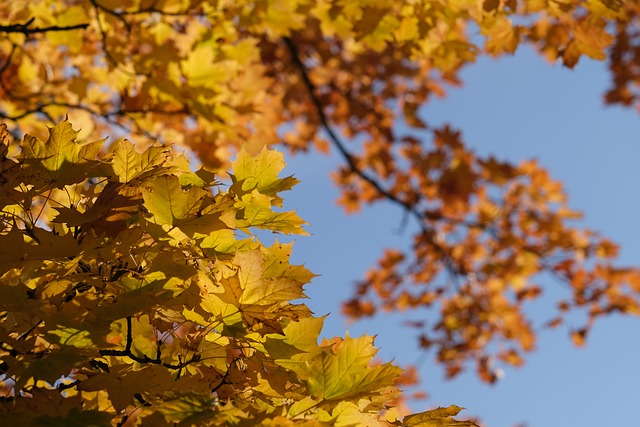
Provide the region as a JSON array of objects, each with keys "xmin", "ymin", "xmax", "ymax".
[
  {"xmin": 1, "ymin": 0, "xmax": 640, "ymax": 381},
  {"xmin": 0, "ymin": 120, "xmax": 478, "ymax": 426}
]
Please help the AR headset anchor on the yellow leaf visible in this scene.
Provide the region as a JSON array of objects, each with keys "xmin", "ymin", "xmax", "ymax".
[
  {"xmin": 262, "ymin": 241, "xmax": 317, "ymax": 283},
  {"xmin": 17, "ymin": 55, "xmax": 39, "ymax": 90},
  {"xmin": 264, "ymin": 0, "xmax": 308, "ymax": 36},
  {"xmin": 181, "ymin": 41, "xmax": 233, "ymax": 88},
  {"xmin": 46, "ymin": 6, "xmax": 89, "ymax": 52},
  {"xmin": 232, "ymin": 147, "xmax": 295, "ymax": 193},
  {"xmin": 403, "ymin": 405, "xmax": 478, "ymax": 427},
  {"xmin": 19, "ymin": 120, "xmax": 103, "ymax": 188},
  {"xmin": 396, "ymin": 16, "xmax": 419, "ymax": 42},
  {"xmin": 48, "ymin": 326, "xmax": 93, "ymax": 348},
  {"xmin": 304, "ymin": 334, "xmax": 402, "ymax": 401},
  {"xmin": 332, "ymin": 401, "xmax": 387, "ymax": 427},
  {"xmin": 111, "ymin": 139, "xmax": 169, "ymax": 183}
]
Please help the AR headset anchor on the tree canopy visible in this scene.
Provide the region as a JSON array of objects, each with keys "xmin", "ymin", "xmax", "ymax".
[
  {"xmin": 0, "ymin": 120, "xmax": 479, "ymax": 425},
  {"xmin": 1, "ymin": 0, "xmax": 639, "ymax": 421}
]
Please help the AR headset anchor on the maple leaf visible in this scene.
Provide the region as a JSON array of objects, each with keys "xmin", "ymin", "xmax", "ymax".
[
  {"xmin": 110, "ymin": 139, "xmax": 170, "ymax": 183},
  {"xmin": 265, "ymin": 315, "xmax": 326, "ymax": 368},
  {"xmin": 207, "ymin": 249, "xmax": 309, "ymax": 334},
  {"xmin": 262, "ymin": 241, "xmax": 317, "ymax": 283},
  {"xmin": 302, "ymin": 334, "xmax": 402, "ymax": 401},
  {"xmin": 78, "ymin": 364, "xmax": 173, "ymax": 412},
  {"xmin": 232, "ymin": 148, "xmax": 300, "ymax": 202},
  {"xmin": 141, "ymin": 175, "xmax": 205, "ymax": 223},
  {"xmin": 403, "ymin": 405, "xmax": 478, "ymax": 427},
  {"xmin": 235, "ymin": 190, "xmax": 309, "ymax": 235},
  {"xmin": 19, "ymin": 119, "xmax": 102, "ymax": 188},
  {"xmin": 154, "ymin": 391, "xmax": 230, "ymax": 426},
  {"xmin": 16, "ymin": 346, "xmax": 86, "ymax": 392}
]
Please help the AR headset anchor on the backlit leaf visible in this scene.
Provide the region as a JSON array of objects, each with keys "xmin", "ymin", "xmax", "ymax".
[
  {"xmin": 403, "ymin": 405, "xmax": 478, "ymax": 427},
  {"xmin": 304, "ymin": 334, "xmax": 402, "ymax": 401},
  {"xmin": 111, "ymin": 139, "xmax": 170, "ymax": 183}
]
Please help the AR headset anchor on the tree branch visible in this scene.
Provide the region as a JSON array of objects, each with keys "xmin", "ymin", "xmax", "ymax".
[
  {"xmin": 57, "ymin": 380, "xmax": 80, "ymax": 392},
  {"xmin": 282, "ymin": 36, "xmax": 467, "ymax": 277},
  {"xmin": 0, "ymin": 18, "xmax": 89, "ymax": 35},
  {"xmin": 99, "ymin": 316, "xmax": 201, "ymax": 370},
  {"xmin": 0, "ymin": 106, "xmax": 52, "ymax": 122},
  {"xmin": 91, "ymin": 0, "xmax": 203, "ymax": 18}
]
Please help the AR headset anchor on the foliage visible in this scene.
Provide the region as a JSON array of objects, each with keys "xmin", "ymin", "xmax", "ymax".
[
  {"xmin": 0, "ymin": 120, "xmax": 477, "ymax": 426},
  {"xmin": 1, "ymin": 0, "xmax": 640, "ymax": 383}
]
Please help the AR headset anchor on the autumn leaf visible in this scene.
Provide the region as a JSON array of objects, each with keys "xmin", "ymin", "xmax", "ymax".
[
  {"xmin": 154, "ymin": 392, "xmax": 227, "ymax": 425},
  {"xmin": 78, "ymin": 364, "xmax": 173, "ymax": 412},
  {"xmin": 403, "ymin": 405, "xmax": 478, "ymax": 427},
  {"xmin": 3, "ymin": 130, "xmax": 367, "ymax": 427},
  {"xmin": 140, "ymin": 175, "xmax": 209, "ymax": 226},
  {"xmin": 16, "ymin": 346, "xmax": 86, "ymax": 392},
  {"xmin": 303, "ymin": 334, "xmax": 402, "ymax": 401},
  {"xmin": 34, "ymin": 408, "xmax": 112, "ymax": 427},
  {"xmin": 235, "ymin": 190, "xmax": 309, "ymax": 235},
  {"xmin": 111, "ymin": 139, "xmax": 170, "ymax": 184},
  {"xmin": 262, "ymin": 241, "xmax": 317, "ymax": 283},
  {"xmin": 232, "ymin": 147, "xmax": 299, "ymax": 197},
  {"xmin": 19, "ymin": 119, "xmax": 102, "ymax": 187}
]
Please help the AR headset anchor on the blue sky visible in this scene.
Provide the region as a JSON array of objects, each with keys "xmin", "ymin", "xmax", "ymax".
[{"xmin": 279, "ymin": 45, "xmax": 640, "ymax": 427}]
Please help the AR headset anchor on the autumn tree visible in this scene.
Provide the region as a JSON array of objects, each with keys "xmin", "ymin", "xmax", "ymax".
[
  {"xmin": 1, "ymin": 0, "xmax": 640, "ymax": 387},
  {"xmin": 0, "ymin": 120, "xmax": 480, "ymax": 425}
]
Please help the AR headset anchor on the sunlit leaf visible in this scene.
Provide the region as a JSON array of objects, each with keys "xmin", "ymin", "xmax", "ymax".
[
  {"xmin": 304, "ymin": 335, "xmax": 402, "ymax": 401},
  {"xmin": 403, "ymin": 405, "xmax": 478, "ymax": 427}
]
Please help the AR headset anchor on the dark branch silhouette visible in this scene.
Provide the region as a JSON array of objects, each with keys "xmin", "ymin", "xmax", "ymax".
[
  {"xmin": 0, "ymin": 18, "xmax": 88, "ymax": 35},
  {"xmin": 99, "ymin": 316, "xmax": 201, "ymax": 370}
]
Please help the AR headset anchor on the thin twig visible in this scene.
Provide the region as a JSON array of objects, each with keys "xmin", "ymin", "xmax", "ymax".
[
  {"xmin": 0, "ymin": 19, "xmax": 89, "ymax": 35},
  {"xmin": 99, "ymin": 316, "xmax": 202, "ymax": 370}
]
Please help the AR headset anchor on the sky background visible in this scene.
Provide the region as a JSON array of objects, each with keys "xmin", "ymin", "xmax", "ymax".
[{"xmin": 277, "ymin": 45, "xmax": 640, "ymax": 427}]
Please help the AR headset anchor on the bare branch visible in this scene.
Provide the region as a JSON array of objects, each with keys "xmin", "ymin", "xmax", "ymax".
[
  {"xmin": 0, "ymin": 20, "xmax": 89, "ymax": 35},
  {"xmin": 99, "ymin": 316, "xmax": 202, "ymax": 371}
]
